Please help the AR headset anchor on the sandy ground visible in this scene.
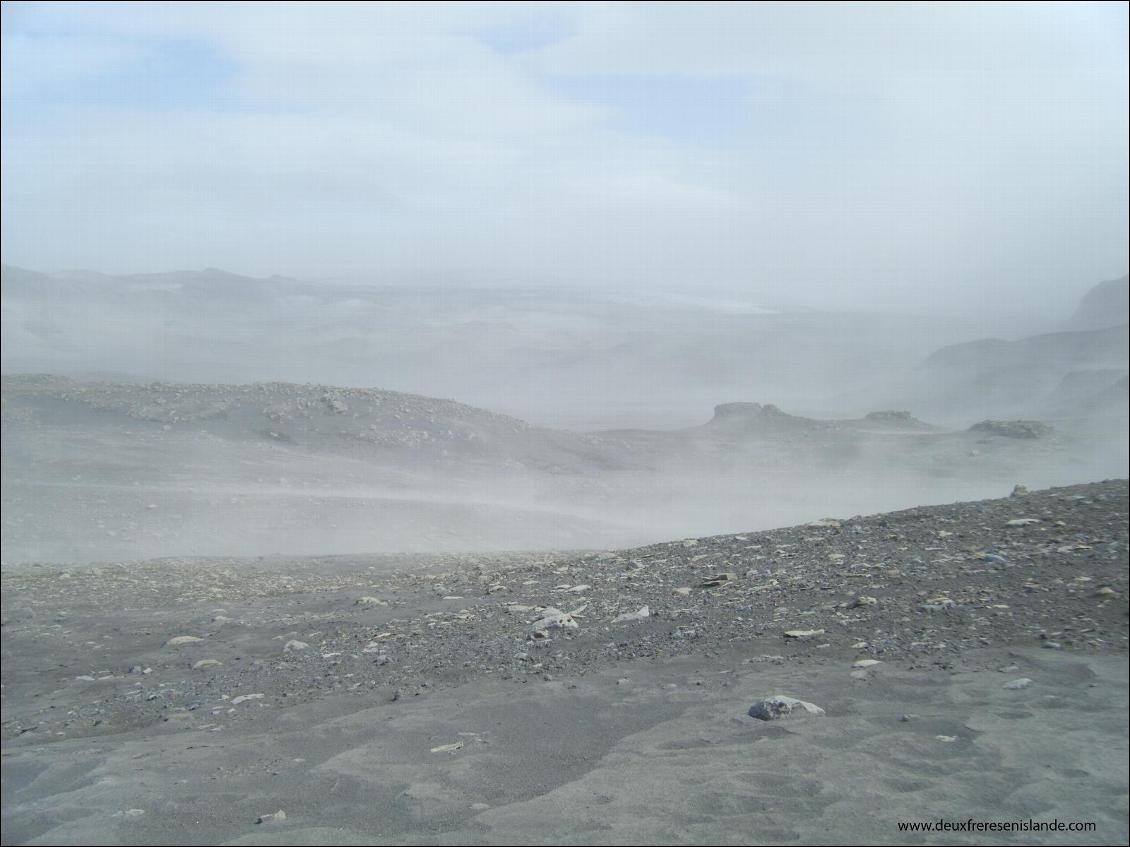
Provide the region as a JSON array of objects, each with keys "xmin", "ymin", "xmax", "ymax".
[{"xmin": 1, "ymin": 649, "xmax": 1126, "ymax": 845}]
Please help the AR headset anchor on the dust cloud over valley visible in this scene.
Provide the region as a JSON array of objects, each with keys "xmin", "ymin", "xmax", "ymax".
[{"xmin": 2, "ymin": 265, "xmax": 1126, "ymax": 562}]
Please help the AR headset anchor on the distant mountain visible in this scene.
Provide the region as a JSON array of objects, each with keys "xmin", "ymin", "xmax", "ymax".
[
  {"xmin": 904, "ymin": 324, "xmax": 1127, "ymax": 423},
  {"xmin": 1065, "ymin": 274, "xmax": 1129, "ymax": 331},
  {"xmin": 921, "ymin": 324, "xmax": 1126, "ymax": 372},
  {"xmin": 1, "ymin": 264, "xmax": 297, "ymax": 304},
  {"xmin": 0, "ymin": 264, "xmax": 60, "ymax": 296},
  {"xmin": 1, "ymin": 263, "xmax": 984, "ymax": 431},
  {"xmin": 856, "ymin": 273, "xmax": 1129, "ymax": 430}
]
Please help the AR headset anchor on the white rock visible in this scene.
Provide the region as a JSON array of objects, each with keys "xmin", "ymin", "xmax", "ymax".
[
  {"xmin": 256, "ymin": 810, "xmax": 286, "ymax": 824},
  {"xmin": 165, "ymin": 635, "xmax": 203, "ymax": 646},
  {"xmin": 192, "ymin": 659, "xmax": 222, "ymax": 669},
  {"xmin": 613, "ymin": 606, "xmax": 650, "ymax": 624},
  {"xmin": 529, "ymin": 608, "xmax": 579, "ymax": 634},
  {"xmin": 231, "ymin": 693, "xmax": 264, "ymax": 705},
  {"xmin": 784, "ymin": 629, "xmax": 825, "ymax": 639},
  {"xmin": 1006, "ymin": 518, "xmax": 1040, "ymax": 527},
  {"xmin": 355, "ymin": 596, "xmax": 387, "ymax": 607},
  {"xmin": 283, "ymin": 639, "xmax": 309, "ymax": 652},
  {"xmin": 1003, "ymin": 678, "xmax": 1033, "ymax": 690},
  {"xmin": 852, "ymin": 659, "xmax": 882, "ymax": 669},
  {"xmin": 430, "ymin": 741, "xmax": 464, "ymax": 754}
]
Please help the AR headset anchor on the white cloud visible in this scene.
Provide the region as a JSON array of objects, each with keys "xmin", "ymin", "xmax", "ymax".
[{"xmin": 1, "ymin": 1, "xmax": 1126, "ymax": 315}]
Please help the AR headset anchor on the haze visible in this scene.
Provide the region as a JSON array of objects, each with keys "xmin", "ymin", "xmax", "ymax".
[{"xmin": 3, "ymin": 1, "xmax": 1129, "ymax": 563}]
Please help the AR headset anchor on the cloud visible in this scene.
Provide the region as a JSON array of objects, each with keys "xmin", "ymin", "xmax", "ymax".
[{"xmin": 1, "ymin": 1, "xmax": 1126, "ymax": 315}]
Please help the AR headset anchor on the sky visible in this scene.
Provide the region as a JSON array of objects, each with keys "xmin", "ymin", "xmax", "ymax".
[{"xmin": 2, "ymin": 1, "xmax": 1127, "ymax": 314}]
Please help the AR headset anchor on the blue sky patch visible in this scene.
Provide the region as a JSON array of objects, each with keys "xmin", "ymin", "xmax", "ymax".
[
  {"xmin": 3, "ymin": 33, "xmax": 240, "ymax": 115},
  {"xmin": 476, "ymin": 10, "xmax": 573, "ymax": 55}
]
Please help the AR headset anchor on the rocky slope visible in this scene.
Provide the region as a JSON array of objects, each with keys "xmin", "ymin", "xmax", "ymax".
[
  {"xmin": 0, "ymin": 375, "xmax": 605, "ymax": 472},
  {"xmin": 2, "ymin": 481, "xmax": 1126, "ymax": 846},
  {"xmin": 3, "ymin": 479, "xmax": 1124, "ymax": 747}
]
